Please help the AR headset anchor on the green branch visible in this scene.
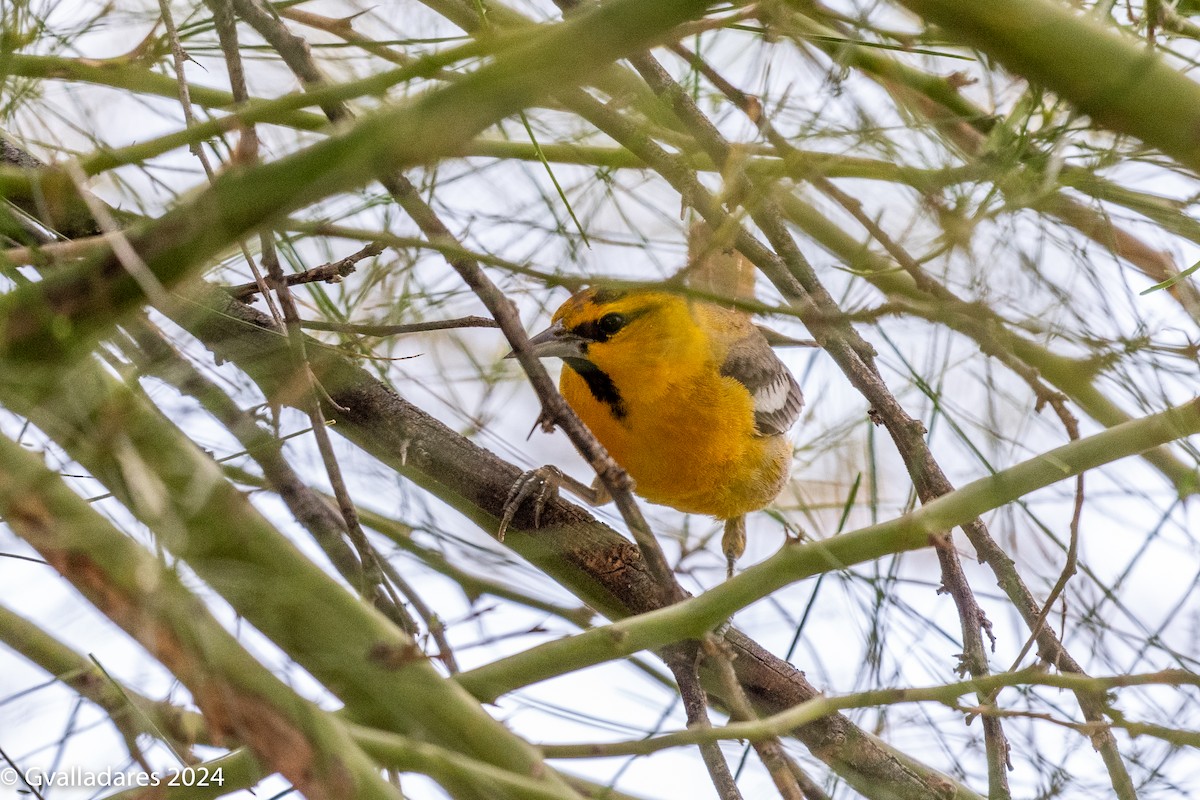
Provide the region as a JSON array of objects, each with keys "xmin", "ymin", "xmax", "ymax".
[
  {"xmin": 0, "ymin": 602, "xmax": 210, "ymax": 751},
  {"xmin": 896, "ymin": 0, "xmax": 1200, "ymax": 172},
  {"xmin": 457, "ymin": 397, "xmax": 1200, "ymax": 701},
  {"xmin": 540, "ymin": 667, "xmax": 1200, "ymax": 757},
  {"xmin": 0, "ymin": 41, "xmax": 491, "ymax": 190},
  {"xmin": 0, "ymin": 433, "xmax": 401, "ymax": 800}
]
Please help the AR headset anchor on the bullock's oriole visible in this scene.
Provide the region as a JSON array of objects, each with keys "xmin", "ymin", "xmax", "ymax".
[{"xmin": 513, "ymin": 286, "xmax": 803, "ymax": 575}]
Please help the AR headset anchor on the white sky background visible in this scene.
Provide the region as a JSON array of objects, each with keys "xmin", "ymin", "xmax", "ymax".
[{"xmin": 1, "ymin": 0, "xmax": 1199, "ymax": 798}]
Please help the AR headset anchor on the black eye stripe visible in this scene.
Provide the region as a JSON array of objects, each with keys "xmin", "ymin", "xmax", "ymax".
[
  {"xmin": 569, "ymin": 308, "xmax": 648, "ymax": 343},
  {"xmin": 571, "ymin": 320, "xmax": 606, "ymax": 343},
  {"xmin": 571, "ymin": 318, "xmax": 621, "ymax": 343}
]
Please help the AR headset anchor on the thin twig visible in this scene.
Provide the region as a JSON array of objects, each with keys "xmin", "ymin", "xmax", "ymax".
[
  {"xmin": 0, "ymin": 746, "xmax": 47, "ymax": 800},
  {"xmin": 226, "ymin": 241, "xmax": 382, "ymax": 299},
  {"xmin": 1010, "ymin": 406, "xmax": 1084, "ymax": 670},
  {"xmin": 793, "ymin": 93, "xmax": 1113, "ymax": 791},
  {"xmin": 224, "ymin": 0, "xmax": 544, "ymax": 662},
  {"xmin": 61, "ymin": 160, "xmax": 169, "ymax": 308},
  {"xmin": 202, "ymin": 0, "xmax": 280, "ymax": 321},
  {"xmin": 374, "ymin": 553, "xmax": 460, "ymax": 673},
  {"xmin": 299, "ymin": 316, "xmax": 500, "ymax": 336},
  {"xmin": 87, "ymin": 654, "xmax": 172, "ymax": 771},
  {"xmin": 389, "ymin": 178, "xmax": 678, "ymax": 593},
  {"xmin": 1, "ymin": 232, "xmax": 125, "ymax": 265},
  {"xmin": 704, "ymin": 636, "xmax": 805, "ymax": 800},
  {"xmin": 803, "ymin": 168, "xmax": 1026, "ymax": 786},
  {"xmin": 260, "ymin": 236, "xmax": 401, "ymax": 617},
  {"xmin": 538, "ymin": 665, "xmax": 1200, "ymax": 757},
  {"xmin": 665, "ymin": 643, "xmax": 744, "ymax": 800},
  {"xmin": 786, "ymin": 762, "xmax": 832, "ymax": 800},
  {"xmin": 157, "ymin": 0, "xmax": 216, "ymax": 179}
]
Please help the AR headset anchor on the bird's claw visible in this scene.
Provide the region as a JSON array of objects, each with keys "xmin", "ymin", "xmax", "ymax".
[{"xmin": 497, "ymin": 466, "xmax": 563, "ymax": 541}]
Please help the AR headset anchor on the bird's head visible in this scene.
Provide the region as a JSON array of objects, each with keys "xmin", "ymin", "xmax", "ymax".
[{"xmin": 517, "ymin": 288, "xmax": 701, "ymax": 384}]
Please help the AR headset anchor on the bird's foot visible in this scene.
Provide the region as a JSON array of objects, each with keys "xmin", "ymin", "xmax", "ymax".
[
  {"xmin": 721, "ymin": 516, "xmax": 747, "ymax": 579},
  {"xmin": 497, "ymin": 465, "xmax": 564, "ymax": 542}
]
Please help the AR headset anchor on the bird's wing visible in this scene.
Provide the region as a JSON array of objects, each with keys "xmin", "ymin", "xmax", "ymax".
[{"xmin": 719, "ymin": 330, "xmax": 804, "ymax": 436}]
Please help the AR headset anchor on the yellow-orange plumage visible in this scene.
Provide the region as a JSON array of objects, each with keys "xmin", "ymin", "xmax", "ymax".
[
  {"xmin": 554, "ymin": 292, "xmax": 791, "ymax": 519},
  {"xmin": 523, "ymin": 287, "xmax": 803, "ymax": 571}
]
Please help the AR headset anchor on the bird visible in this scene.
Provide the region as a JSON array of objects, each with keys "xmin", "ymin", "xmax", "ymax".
[{"xmin": 511, "ymin": 285, "xmax": 803, "ymax": 576}]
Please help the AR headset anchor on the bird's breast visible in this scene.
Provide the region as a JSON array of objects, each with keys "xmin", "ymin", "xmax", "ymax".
[{"xmin": 560, "ymin": 366, "xmax": 791, "ymax": 519}]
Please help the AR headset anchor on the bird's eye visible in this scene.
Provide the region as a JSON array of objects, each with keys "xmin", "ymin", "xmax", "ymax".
[{"xmin": 598, "ymin": 313, "xmax": 626, "ymax": 335}]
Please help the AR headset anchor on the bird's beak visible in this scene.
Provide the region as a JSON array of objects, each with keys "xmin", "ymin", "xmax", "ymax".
[{"xmin": 505, "ymin": 321, "xmax": 587, "ymax": 360}]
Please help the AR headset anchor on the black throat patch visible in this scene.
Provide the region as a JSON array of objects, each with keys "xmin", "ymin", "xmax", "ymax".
[{"xmin": 564, "ymin": 357, "xmax": 626, "ymax": 419}]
